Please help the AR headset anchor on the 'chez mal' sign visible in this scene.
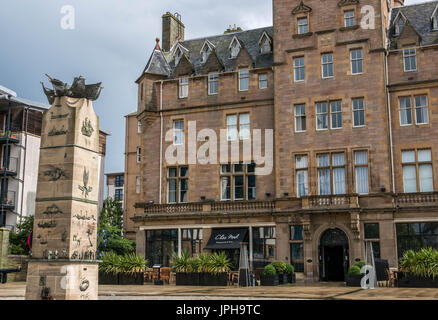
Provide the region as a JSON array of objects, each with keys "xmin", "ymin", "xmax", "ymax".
[{"xmin": 205, "ymin": 228, "xmax": 248, "ymax": 249}]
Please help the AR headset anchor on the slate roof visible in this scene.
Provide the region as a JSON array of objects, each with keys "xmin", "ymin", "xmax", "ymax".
[
  {"xmin": 141, "ymin": 26, "xmax": 273, "ymax": 79},
  {"xmin": 388, "ymin": 0, "xmax": 438, "ymax": 49}
]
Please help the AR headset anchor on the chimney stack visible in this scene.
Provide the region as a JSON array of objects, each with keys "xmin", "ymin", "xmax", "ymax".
[
  {"xmin": 390, "ymin": 0, "xmax": 404, "ymax": 8},
  {"xmin": 162, "ymin": 12, "xmax": 185, "ymax": 52}
]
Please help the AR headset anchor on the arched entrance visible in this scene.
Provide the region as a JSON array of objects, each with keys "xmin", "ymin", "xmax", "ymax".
[{"xmin": 319, "ymin": 228, "xmax": 349, "ymax": 281}]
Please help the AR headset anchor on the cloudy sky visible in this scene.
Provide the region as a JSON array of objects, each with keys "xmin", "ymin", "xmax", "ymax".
[{"xmin": 0, "ymin": 0, "xmax": 430, "ymax": 174}]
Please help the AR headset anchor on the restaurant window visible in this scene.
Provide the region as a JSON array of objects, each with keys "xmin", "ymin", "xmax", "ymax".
[
  {"xmin": 181, "ymin": 229, "xmax": 203, "ymax": 257},
  {"xmin": 294, "ymin": 104, "xmax": 306, "ymax": 132},
  {"xmin": 396, "ymin": 222, "xmax": 438, "ymax": 259},
  {"xmin": 239, "ymin": 69, "xmax": 249, "ymax": 92},
  {"xmin": 402, "ymin": 149, "xmax": 433, "ymax": 193},
  {"xmin": 167, "ymin": 166, "xmax": 189, "ymax": 203},
  {"xmin": 290, "ymin": 225, "xmax": 304, "ymax": 272},
  {"xmin": 259, "ymin": 73, "xmax": 268, "ymax": 89},
  {"xmin": 179, "ymin": 77, "xmax": 189, "ymax": 98},
  {"xmin": 208, "ymin": 72, "xmax": 219, "ymax": 95},
  {"xmin": 296, "ymin": 155, "xmax": 309, "ymax": 197},
  {"xmin": 220, "ymin": 162, "xmax": 256, "ymax": 201},
  {"xmin": 294, "ymin": 56, "xmax": 305, "ymax": 82},
  {"xmin": 173, "ymin": 120, "xmax": 184, "ymax": 145},
  {"xmin": 145, "ymin": 229, "xmax": 178, "ymax": 267},
  {"xmin": 253, "ymin": 227, "xmax": 276, "ymax": 269},
  {"xmin": 364, "ymin": 223, "xmax": 380, "ymax": 259},
  {"xmin": 317, "ymin": 153, "xmax": 346, "ymax": 195},
  {"xmin": 355, "ymin": 151, "xmax": 369, "ymax": 194}
]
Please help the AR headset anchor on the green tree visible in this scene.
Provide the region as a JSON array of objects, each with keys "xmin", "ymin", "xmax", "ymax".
[
  {"xmin": 97, "ymin": 197, "xmax": 135, "ymax": 256},
  {"xmin": 9, "ymin": 215, "xmax": 34, "ymax": 255}
]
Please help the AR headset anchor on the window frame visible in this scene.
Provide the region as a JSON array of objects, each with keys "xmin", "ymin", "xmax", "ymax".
[
  {"xmin": 208, "ymin": 72, "xmax": 219, "ymax": 95},
  {"xmin": 354, "ymin": 150, "xmax": 370, "ymax": 195},
  {"xmin": 136, "ymin": 147, "xmax": 141, "ymax": 163},
  {"xmin": 414, "ymin": 95, "xmax": 429, "ymax": 125},
  {"xmin": 317, "ymin": 152, "xmax": 347, "ymax": 196},
  {"xmin": 227, "ymin": 113, "xmax": 250, "ymax": 141},
  {"xmin": 297, "ymin": 17, "xmax": 309, "ymax": 34},
  {"xmin": 238, "ymin": 68, "xmax": 250, "ymax": 92},
  {"xmin": 167, "ymin": 166, "xmax": 189, "ymax": 204},
  {"xmin": 344, "ymin": 10, "xmax": 355, "ymax": 28},
  {"xmin": 403, "ymin": 47, "xmax": 417, "ymax": 73},
  {"xmin": 352, "ymin": 98, "xmax": 366, "ymax": 128},
  {"xmin": 136, "ymin": 176, "xmax": 141, "ymax": 194},
  {"xmin": 402, "ymin": 149, "xmax": 434, "ymax": 193},
  {"xmin": 294, "ymin": 104, "xmax": 306, "ymax": 133},
  {"xmin": 220, "ymin": 162, "xmax": 256, "ymax": 201},
  {"xmin": 350, "ymin": 48, "xmax": 363, "ymax": 75},
  {"xmin": 173, "ymin": 119, "xmax": 185, "ymax": 145},
  {"xmin": 330, "ymin": 100, "xmax": 343, "ymax": 130},
  {"xmin": 321, "ymin": 52, "xmax": 334, "ymax": 79},
  {"xmin": 258, "ymin": 73, "xmax": 268, "ymax": 89},
  {"xmin": 178, "ymin": 77, "xmax": 189, "ymax": 99},
  {"xmin": 293, "ymin": 56, "xmax": 305, "ymax": 82},
  {"xmin": 295, "ymin": 155, "xmax": 309, "ymax": 197}
]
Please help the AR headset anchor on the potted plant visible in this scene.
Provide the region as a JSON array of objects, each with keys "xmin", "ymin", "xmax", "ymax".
[
  {"xmin": 398, "ymin": 248, "xmax": 438, "ymax": 288},
  {"xmin": 173, "ymin": 250, "xmax": 197, "ymax": 285},
  {"xmin": 285, "ymin": 264, "xmax": 296, "ymax": 283},
  {"xmin": 203, "ymin": 252, "xmax": 230, "ymax": 286},
  {"xmin": 272, "ymin": 261, "xmax": 288, "ymax": 284},
  {"xmin": 118, "ymin": 253, "xmax": 148, "ymax": 285},
  {"xmin": 260, "ymin": 264, "xmax": 279, "ymax": 286},
  {"xmin": 345, "ymin": 262, "xmax": 365, "ymax": 287},
  {"xmin": 99, "ymin": 252, "xmax": 120, "ymax": 284}
]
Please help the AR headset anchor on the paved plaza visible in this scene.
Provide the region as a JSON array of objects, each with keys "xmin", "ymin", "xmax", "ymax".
[{"xmin": 1, "ymin": 282, "xmax": 438, "ymax": 300}]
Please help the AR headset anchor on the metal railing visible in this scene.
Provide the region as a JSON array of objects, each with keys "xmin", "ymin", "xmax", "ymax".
[
  {"xmin": 0, "ymin": 156, "xmax": 18, "ymax": 173},
  {"xmin": 1, "ymin": 190, "xmax": 16, "ymax": 207}
]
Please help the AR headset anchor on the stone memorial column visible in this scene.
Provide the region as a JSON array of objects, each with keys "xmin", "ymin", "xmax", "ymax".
[{"xmin": 25, "ymin": 76, "xmax": 102, "ymax": 300}]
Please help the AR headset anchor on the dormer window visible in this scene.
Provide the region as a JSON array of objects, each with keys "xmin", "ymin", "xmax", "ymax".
[
  {"xmin": 229, "ymin": 37, "xmax": 241, "ymax": 59},
  {"xmin": 201, "ymin": 46, "xmax": 211, "ymax": 63},
  {"xmin": 395, "ymin": 16, "xmax": 405, "ymax": 35},
  {"xmin": 344, "ymin": 10, "xmax": 355, "ymax": 28},
  {"xmin": 259, "ymin": 32, "xmax": 272, "ymax": 54},
  {"xmin": 200, "ymin": 40, "xmax": 214, "ymax": 63},
  {"xmin": 432, "ymin": 5, "xmax": 438, "ymax": 30},
  {"xmin": 175, "ymin": 47, "xmax": 183, "ymax": 65}
]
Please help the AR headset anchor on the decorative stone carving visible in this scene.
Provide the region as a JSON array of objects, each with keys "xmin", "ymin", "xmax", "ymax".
[
  {"xmin": 292, "ymin": 1, "xmax": 312, "ymax": 15},
  {"xmin": 44, "ymin": 167, "xmax": 66, "ymax": 181},
  {"xmin": 43, "ymin": 204, "xmax": 63, "ymax": 215},
  {"xmin": 50, "ymin": 112, "xmax": 69, "ymax": 119},
  {"xmin": 81, "ymin": 117, "xmax": 94, "ymax": 137},
  {"xmin": 37, "ymin": 221, "xmax": 57, "ymax": 229},
  {"xmin": 350, "ymin": 212, "xmax": 361, "ymax": 240},
  {"xmin": 78, "ymin": 167, "xmax": 93, "ymax": 198},
  {"xmin": 48, "ymin": 126, "xmax": 67, "ymax": 136}
]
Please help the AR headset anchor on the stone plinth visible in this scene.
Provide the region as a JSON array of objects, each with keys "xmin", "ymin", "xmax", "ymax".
[
  {"xmin": 25, "ymin": 93, "xmax": 101, "ymax": 300},
  {"xmin": 0, "ymin": 228, "xmax": 10, "ymax": 269}
]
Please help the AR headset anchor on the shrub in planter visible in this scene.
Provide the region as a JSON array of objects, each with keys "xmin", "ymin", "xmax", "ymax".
[
  {"xmin": 285, "ymin": 264, "xmax": 296, "ymax": 283},
  {"xmin": 345, "ymin": 265, "xmax": 364, "ymax": 287},
  {"xmin": 260, "ymin": 264, "xmax": 279, "ymax": 286},
  {"xmin": 98, "ymin": 252, "xmax": 148, "ymax": 285},
  {"xmin": 272, "ymin": 261, "xmax": 287, "ymax": 284},
  {"xmin": 398, "ymin": 248, "xmax": 438, "ymax": 288}
]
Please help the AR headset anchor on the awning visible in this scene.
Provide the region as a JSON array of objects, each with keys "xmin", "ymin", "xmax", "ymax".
[{"xmin": 205, "ymin": 228, "xmax": 248, "ymax": 249}]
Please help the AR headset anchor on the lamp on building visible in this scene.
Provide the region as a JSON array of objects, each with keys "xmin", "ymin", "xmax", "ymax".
[{"xmin": 148, "ymin": 200, "xmax": 154, "ymax": 204}]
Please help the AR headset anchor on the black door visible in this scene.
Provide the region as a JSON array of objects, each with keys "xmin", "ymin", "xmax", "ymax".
[
  {"xmin": 319, "ymin": 228, "xmax": 349, "ymax": 282},
  {"xmin": 324, "ymin": 246, "xmax": 345, "ymax": 281}
]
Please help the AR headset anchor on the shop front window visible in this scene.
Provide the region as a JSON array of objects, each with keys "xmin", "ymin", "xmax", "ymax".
[
  {"xmin": 252, "ymin": 226, "xmax": 276, "ymax": 269},
  {"xmin": 181, "ymin": 229, "xmax": 203, "ymax": 257},
  {"xmin": 396, "ymin": 222, "xmax": 438, "ymax": 259},
  {"xmin": 290, "ymin": 225, "xmax": 304, "ymax": 272},
  {"xmin": 145, "ymin": 229, "xmax": 178, "ymax": 267}
]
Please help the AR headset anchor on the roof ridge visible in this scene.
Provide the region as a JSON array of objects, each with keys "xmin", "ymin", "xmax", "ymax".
[{"xmin": 181, "ymin": 26, "xmax": 273, "ymax": 43}]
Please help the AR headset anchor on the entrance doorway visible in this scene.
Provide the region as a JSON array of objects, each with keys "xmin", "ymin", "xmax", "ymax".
[{"xmin": 319, "ymin": 228, "xmax": 349, "ymax": 281}]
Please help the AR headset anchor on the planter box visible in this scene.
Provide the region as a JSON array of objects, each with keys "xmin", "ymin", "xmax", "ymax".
[
  {"xmin": 118, "ymin": 272, "xmax": 145, "ymax": 285},
  {"xmin": 175, "ymin": 272, "xmax": 200, "ymax": 286},
  {"xmin": 278, "ymin": 274, "xmax": 288, "ymax": 285},
  {"xmin": 397, "ymin": 273, "xmax": 438, "ymax": 288},
  {"xmin": 345, "ymin": 274, "xmax": 364, "ymax": 287},
  {"xmin": 260, "ymin": 274, "xmax": 279, "ymax": 286},
  {"xmin": 200, "ymin": 273, "xmax": 228, "ymax": 286},
  {"xmin": 98, "ymin": 271, "xmax": 118, "ymax": 285},
  {"xmin": 287, "ymin": 273, "xmax": 296, "ymax": 284}
]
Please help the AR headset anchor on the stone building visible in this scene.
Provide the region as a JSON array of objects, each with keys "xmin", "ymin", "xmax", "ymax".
[{"xmin": 127, "ymin": 1, "xmax": 438, "ymax": 281}]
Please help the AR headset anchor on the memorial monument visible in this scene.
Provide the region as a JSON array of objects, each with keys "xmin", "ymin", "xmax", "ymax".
[{"xmin": 25, "ymin": 75, "xmax": 102, "ymax": 300}]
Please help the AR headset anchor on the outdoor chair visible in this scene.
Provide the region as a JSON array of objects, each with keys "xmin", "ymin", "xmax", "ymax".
[
  {"xmin": 160, "ymin": 267, "xmax": 170, "ymax": 284},
  {"xmin": 145, "ymin": 268, "xmax": 153, "ymax": 282}
]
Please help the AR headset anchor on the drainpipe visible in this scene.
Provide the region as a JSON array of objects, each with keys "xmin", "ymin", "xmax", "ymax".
[{"xmin": 159, "ymin": 80, "xmax": 164, "ymax": 204}]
